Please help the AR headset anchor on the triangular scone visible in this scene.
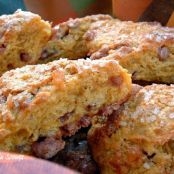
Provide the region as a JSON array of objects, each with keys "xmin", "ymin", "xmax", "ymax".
[
  {"xmin": 0, "ymin": 10, "xmax": 51, "ymax": 75},
  {"xmin": 85, "ymin": 20, "xmax": 174, "ymax": 83},
  {"xmin": 88, "ymin": 84, "xmax": 174, "ymax": 174},
  {"xmin": 0, "ymin": 58, "xmax": 131, "ymax": 158},
  {"xmin": 39, "ymin": 14, "xmax": 112, "ymax": 63}
]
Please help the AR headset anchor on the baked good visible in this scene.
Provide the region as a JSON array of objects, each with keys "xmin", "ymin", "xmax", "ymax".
[
  {"xmin": 39, "ymin": 14, "xmax": 112, "ymax": 63},
  {"xmin": 0, "ymin": 10, "xmax": 51, "ymax": 75},
  {"xmin": 88, "ymin": 84, "xmax": 174, "ymax": 174},
  {"xmin": 85, "ymin": 19, "xmax": 174, "ymax": 83},
  {"xmin": 0, "ymin": 58, "xmax": 131, "ymax": 159},
  {"xmin": 0, "ymin": 11, "xmax": 112, "ymax": 74},
  {"xmin": 1, "ymin": 10, "xmax": 174, "ymax": 84}
]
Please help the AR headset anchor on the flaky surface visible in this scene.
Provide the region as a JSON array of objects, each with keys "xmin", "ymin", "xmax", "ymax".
[
  {"xmin": 85, "ymin": 20, "xmax": 174, "ymax": 83},
  {"xmin": 88, "ymin": 84, "xmax": 174, "ymax": 174},
  {"xmin": 39, "ymin": 14, "xmax": 112, "ymax": 63},
  {"xmin": 0, "ymin": 58, "xmax": 131, "ymax": 155},
  {"xmin": 0, "ymin": 10, "xmax": 51, "ymax": 75},
  {"xmin": 0, "ymin": 11, "xmax": 112, "ymax": 74},
  {"xmin": 2, "ymin": 11, "xmax": 174, "ymax": 84}
]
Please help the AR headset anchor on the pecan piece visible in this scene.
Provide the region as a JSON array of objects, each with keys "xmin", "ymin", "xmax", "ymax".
[
  {"xmin": 0, "ymin": 44, "xmax": 6, "ymax": 54},
  {"xmin": 20, "ymin": 53, "xmax": 31, "ymax": 62},
  {"xmin": 32, "ymin": 137, "xmax": 65, "ymax": 159},
  {"xmin": 7, "ymin": 63, "xmax": 14, "ymax": 70},
  {"xmin": 109, "ymin": 76, "xmax": 123, "ymax": 87},
  {"xmin": 157, "ymin": 46, "xmax": 169, "ymax": 61}
]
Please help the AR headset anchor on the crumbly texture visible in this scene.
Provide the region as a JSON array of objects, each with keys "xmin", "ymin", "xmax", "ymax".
[
  {"xmin": 85, "ymin": 20, "xmax": 174, "ymax": 83},
  {"xmin": 0, "ymin": 10, "xmax": 112, "ymax": 75},
  {"xmin": 39, "ymin": 14, "xmax": 112, "ymax": 63},
  {"xmin": 0, "ymin": 10, "xmax": 51, "ymax": 75},
  {"xmin": 2, "ymin": 11, "xmax": 174, "ymax": 84},
  {"xmin": 0, "ymin": 58, "xmax": 131, "ymax": 156},
  {"xmin": 88, "ymin": 84, "xmax": 174, "ymax": 174}
]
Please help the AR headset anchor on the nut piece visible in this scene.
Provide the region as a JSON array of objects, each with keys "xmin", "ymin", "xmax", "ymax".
[
  {"xmin": 32, "ymin": 137, "xmax": 65, "ymax": 159},
  {"xmin": 157, "ymin": 46, "xmax": 169, "ymax": 61},
  {"xmin": 20, "ymin": 53, "xmax": 31, "ymax": 62},
  {"xmin": 84, "ymin": 30, "xmax": 96, "ymax": 41},
  {"xmin": 0, "ymin": 44, "xmax": 6, "ymax": 54},
  {"xmin": 40, "ymin": 49, "xmax": 57, "ymax": 60},
  {"xmin": 7, "ymin": 64, "xmax": 14, "ymax": 70},
  {"xmin": 109, "ymin": 76, "xmax": 123, "ymax": 86}
]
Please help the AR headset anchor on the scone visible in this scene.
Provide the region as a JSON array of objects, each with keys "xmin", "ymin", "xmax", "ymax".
[
  {"xmin": 0, "ymin": 58, "xmax": 131, "ymax": 159},
  {"xmin": 85, "ymin": 20, "xmax": 174, "ymax": 83},
  {"xmin": 88, "ymin": 84, "xmax": 174, "ymax": 174},
  {"xmin": 0, "ymin": 10, "xmax": 51, "ymax": 75},
  {"xmin": 0, "ymin": 11, "xmax": 112, "ymax": 73},
  {"xmin": 39, "ymin": 14, "xmax": 112, "ymax": 63}
]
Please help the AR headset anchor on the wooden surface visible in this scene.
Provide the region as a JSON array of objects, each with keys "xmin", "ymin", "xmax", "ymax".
[{"xmin": 0, "ymin": 152, "xmax": 77, "ymax": 174}]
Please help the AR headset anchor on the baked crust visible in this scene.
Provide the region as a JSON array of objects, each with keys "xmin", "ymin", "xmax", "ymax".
[
  {"xmin": 39, "ymin": 14, "xmax": 112, "ymax": 62},
  {"xmin": 88, "ymin": 84, "xmax": 174, "ymax": 174},
  {"xmin": 1, "ymin": 11, "xmax": 173, "ymax": 84},
  {"xmin": 0, "ymin": 11, "xmax": 112, "ymax": 74},
  {"xmin": 0, "ymin": 10, "xmax": 51, "ymax": 75},
  {"xmin": 85, "ymin": 20, "xmax": 174, "ymax": 83},
  {"xmin": 0, "ymin": 58, "xmax": 131, "ymax": 157}
]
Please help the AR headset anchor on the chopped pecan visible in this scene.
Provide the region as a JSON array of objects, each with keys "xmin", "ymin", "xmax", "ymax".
[
  {"xmin": 86, "ymin": 104, "xmax": 96, "ymax": 111},
  {"xmin": 39, "ymin": 48, "xmax": 58, "ymax": 60},
  {"xmin": 79, "ymin": 116, "xmax": 91, "ymax": 128},
  {"xmin": 59, "ymin": 111, "xmax": 73, "ymax": 123},
  {"xmin": 32, "ymin": 137, "xmax": 65, "ymax": 159},
  {"xmin": 157, "ymin": 46, "xmax": 169, "ymax": 61},
  {"xmin": 109, "ymin": 76, "xmax": 123, "ymax": 87},
  {"xmin": 20, "ymin": 53, "xmax": 31, "ymax": 62},
  {"xmin": 7, "ymin": 63, "xmax": 14, "ymax": 70},
  {"xmin": 60, "ymin": 123, "xmax": 80, "ymax": 137},
  {"xmin": 84, "ymin": 30, "xmax": 96, "ymax": 41},
  {"xmin": 51, "ymin": 24, "xmax": 69, "ymax": 40},
  {"xmin": 0, "ymin": 44, "xmax": 6, "ymax": 54}
]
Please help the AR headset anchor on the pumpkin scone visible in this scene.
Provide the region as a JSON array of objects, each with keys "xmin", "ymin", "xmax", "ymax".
[
  {"xmin": 39, "ymin": 14, "xmax": 112, "ymax": 63},
  {"xmin": 0, "ymin": 10, "xmax": 112, "ymax": 74},
  {"xmin": 85, "ymin": 19, "xmax": 174, "ymax": 83},
  {"xmin": 0, "ymin": 58, "xmax": 131, "ymax": 159},
  {"xmin": 0, "ymin": 10, "xmax": 51, "ymax": 75},
  {"xmin": 88, "ymin": 84, "xmax": 174, "ymax": 174}
]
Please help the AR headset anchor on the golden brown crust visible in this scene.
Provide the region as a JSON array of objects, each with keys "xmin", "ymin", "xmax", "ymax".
[
  {"xmin": 0, "ymin": 58, "xmax": 131, "ymax": 156},
  {"xmin": 39, "ymin": 14, "xmax": 112, "ymax": 62},
  {"xmin": 1, "ymin": 10, "xmax": 174, "ymax": 84},
  {"xmin": 85, "ymin": 20, "xmax": 174, "ymax": 56},
  {"xmin": 0, "ymin": 11, "xmax": 113, "ymax": 74},
  {"xmin": 88, "ymin": 84, "xmax": 174, "ymax": 174},
  {"xmin": 0, "ymin": 10, "xmax": 51, "ymax": 75},
  {"xmin": 85, "ymin": 20, "xmax": 174, "ymax": 83}
]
